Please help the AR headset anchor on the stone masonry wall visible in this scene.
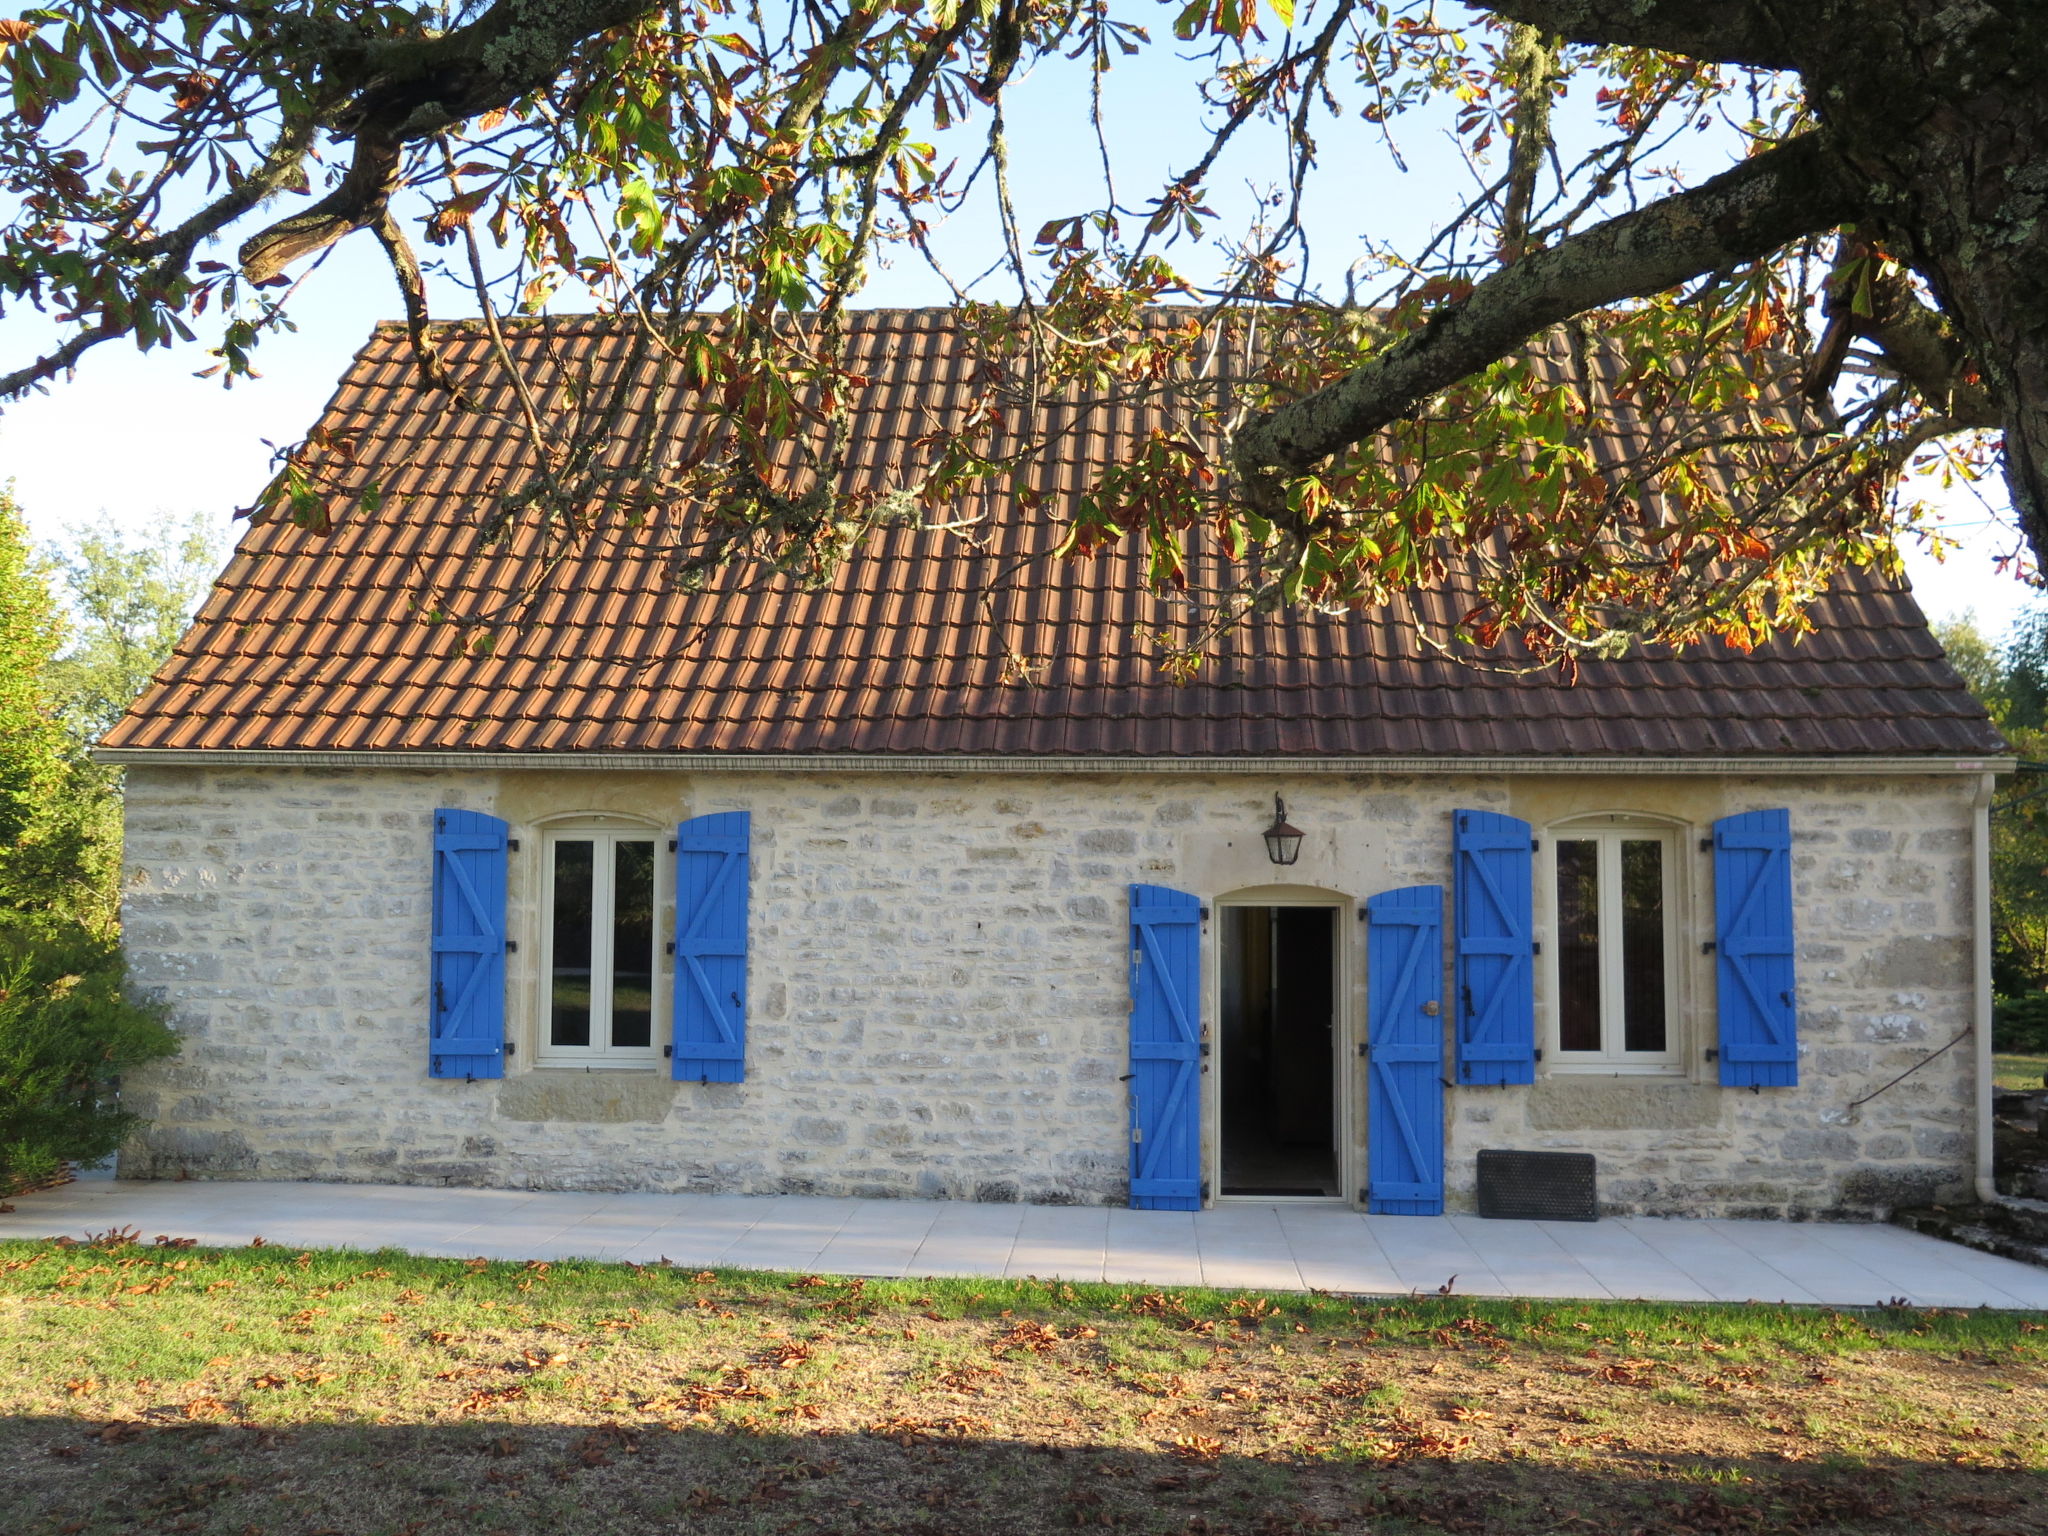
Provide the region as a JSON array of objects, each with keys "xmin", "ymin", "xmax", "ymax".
[{"xmin": 115, "ymin": 765, "xmax": 1984, "ymax": 1218}]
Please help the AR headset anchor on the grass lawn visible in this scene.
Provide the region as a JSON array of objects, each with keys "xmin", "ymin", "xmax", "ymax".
[
  {"xmin": 1994, "ymin": 1053, "xmax": 2048, "ymax": 1091},
  {"xmin": 1, "ymin": 1237, "xmax": 2044, "ymax": 1535}
]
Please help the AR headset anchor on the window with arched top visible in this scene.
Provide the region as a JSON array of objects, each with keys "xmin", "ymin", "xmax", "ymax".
[
  {"xmin": 1543, "ymin": 814, "xmax": 1683, "ymax": 1071},
  {"xmin": 535, "ymin": 815, "xmax": 664, "ymax": 1066}
]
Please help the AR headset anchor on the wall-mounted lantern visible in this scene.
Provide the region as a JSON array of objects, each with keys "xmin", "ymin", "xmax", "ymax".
[{"xmin": 1262, "ymin": 795, "xmax": 1305, "ymax": 866}]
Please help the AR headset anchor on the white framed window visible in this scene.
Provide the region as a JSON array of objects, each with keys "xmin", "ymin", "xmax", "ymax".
[
  {"xmin": 1545, "ymin": 820, "xmax": 1681, "ymax": 1071},
  {"xmin": 538, "ymin": 827, "xmax": 662, "ymax": 1065}
]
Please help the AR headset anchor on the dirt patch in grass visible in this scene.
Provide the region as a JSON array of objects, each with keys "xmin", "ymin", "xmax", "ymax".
[{"xmin": 1, "ymin": 1236, "xmax": 2044, "ymax": 1534}]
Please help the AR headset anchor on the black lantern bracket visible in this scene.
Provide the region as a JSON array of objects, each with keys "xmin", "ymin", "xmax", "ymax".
[{"xmin": 1263, "ymin": 795, "xmax": 1305, "ymax": 866}]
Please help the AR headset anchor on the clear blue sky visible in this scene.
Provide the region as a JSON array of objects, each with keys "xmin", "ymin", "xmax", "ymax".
[{"xmin": 3, "ymin": 20, "xmax": 2038, "ymax": 639}]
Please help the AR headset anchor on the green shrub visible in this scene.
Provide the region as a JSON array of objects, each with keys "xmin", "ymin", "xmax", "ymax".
[
  {"xmin": 1991, "ymin": 991, "xmax": 2048, "ymax": 1054},
  {"xmin": 0, "ymin": 922, "xmax": 178, "ymax": 1192}
]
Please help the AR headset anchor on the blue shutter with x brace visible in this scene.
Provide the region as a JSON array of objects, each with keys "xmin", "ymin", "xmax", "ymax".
[
  {"xmin": 1713, "ymin": 809, "xmax": 1798, "ymax": 1087},
  {"xmin": 673, "ymin": 812, "xmax": 750, "ymax": 1083},
  {"xmin": 1128, "ymin": 884, "xmax": 1203, "ymax": 1210},
  {"xmin": 429, "ymin": 808, "xmax": 508, "ymax": 1080},
  {"xmin": 1365, "ymin": 885, "xmax": 1446, "ymax": 1214},
  {"xmin": 1453, "ymin": 809, "xmax": 1537, "ymax": 1085}
]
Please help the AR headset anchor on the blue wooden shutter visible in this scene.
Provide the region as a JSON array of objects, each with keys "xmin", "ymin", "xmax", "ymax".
[
  {"xmin": 1713, "ymin": 809, "xmax": 1798, "ymax": 1087},
  {"xmin": 673, "ymin": 812, "xmax": 750, "ymax": 1083},
  {"xmin": 430, "ymin": 808, "xmax": 508, "ymax": 1080},
  {"xmin": 1128, "ymin": 884, "xmax": 1203, "ymax": 1211},
  {"xmin": 1365, "ymin": 885, "xmax": 1446, "ymax": 1215},
  {"xmin": 1453, "ymin": 809, "xmax": 1536, "ymax": 1085}
]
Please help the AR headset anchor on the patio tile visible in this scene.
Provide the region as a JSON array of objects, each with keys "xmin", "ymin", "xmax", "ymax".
[
  {"xmin": 1104, "ymin": 1208, "xmax": 1203, "ymax": 1286},
  {"xmin": 814, "ymin": 1203, "xmax": 945, "ymax": 1278},
  {"xmin": 1006, "ymin": 1205, "xmax": 1109, "ymax": 1282},
  {"xmin": 1528, "ymin": 1218, "xmax": 1714, "ymax": 1303},
  {"xmin": 1444, "ymin": 1215, "xmax": 1616, "ymax": 1301},
  {"xmin": 1360, "ymin": 1214, "xmax": 1506, "ymax": 1296},
  {"xmin": 4, "ymin": 1180, "xmax": 2045, "ymax": 1308},
  {"xmin": 1619, "ymin": 1218, "xmax": 1824, "ymax": 1304},
  {"xmin": 1707, "ymin": 1220, "xmax": 1905, "ymax": 1305},
  {"xmin": 908, "ymin": 1201, "xmax": 1026, "ymax": 1279},
  {"xmin": 1273, "ymin": 1207, "xmax": 1406, "ymax": 1295}
]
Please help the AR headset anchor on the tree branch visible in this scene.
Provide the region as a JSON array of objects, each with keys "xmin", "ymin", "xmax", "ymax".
[
  {"xmin": 1498, "ymin": 24, "xmax": 1560, "ymax": 263},
  {"xmin": 1474, "ymin": 0, "xmax": 1796, "ymax": 70},
  {"xmin": 0, "ymin": 121, "xmax": 319, "ymax": 400},
  {"xmin": 240, "ymin": 0, "xmax": 665, "ymax": 282},
  {"xmin": 1231, "ymin": 132, "xmax": 1861, "ymax": 484}
]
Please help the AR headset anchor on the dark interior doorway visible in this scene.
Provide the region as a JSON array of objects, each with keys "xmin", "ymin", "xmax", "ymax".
[{"xmin": 1219, "ymin": 905, "xmax": 1339, "ymax": 1197}]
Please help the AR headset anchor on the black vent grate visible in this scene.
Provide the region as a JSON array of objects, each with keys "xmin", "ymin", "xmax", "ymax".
[{"xmin": 1475, "ymin": 1150, "xmax": 1598, "ymax": 1222}]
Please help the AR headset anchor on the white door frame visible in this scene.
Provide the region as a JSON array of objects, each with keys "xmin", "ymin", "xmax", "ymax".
[{"xmin": 1205, "ymin": 885, "xmax": 1356, "ymax": 1206}]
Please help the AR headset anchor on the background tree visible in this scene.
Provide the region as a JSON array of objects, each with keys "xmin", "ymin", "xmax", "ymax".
[
  {"xmin": 1, "ymin": 2, "xmax": 2042, "ymax": 664},
  {"xmin": 45, "ymin": 514, "xmax": 222, "ymax": 745},
  {"xmin": 0, "ymin": 484, "xmax": 100, "ymax": 929},
  {"xmin": 1935, "ymin": 611, "xmax": 2048, "ymax": 999},
  {"xmin": 0, "ymin": 490, "xmax": 183, "ymax": 1191}
]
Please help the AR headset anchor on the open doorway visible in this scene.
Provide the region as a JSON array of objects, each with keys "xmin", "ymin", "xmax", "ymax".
[{"xmin": 1218, "ymin": 905, "xmax": 1340, "ymax": 1197}]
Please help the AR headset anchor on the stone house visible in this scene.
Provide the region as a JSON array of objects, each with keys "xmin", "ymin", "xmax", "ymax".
[{"xmin": 100, "ymin": 312, "xmax": 2011, "ymax": 1219}]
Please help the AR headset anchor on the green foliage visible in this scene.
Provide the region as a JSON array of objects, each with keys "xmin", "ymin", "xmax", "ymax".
[
  {"xmin": 0, "ymin": 508, "xmax": 221, "ymax": 934},
  {"xmin": 0, "ymin": 922, "xmax": 177, "ymax": 1192},
  {"xmin": 44, "ymin": 513, "xmax": 221, "ymax": 743},
  {"xmin": 0, "ymin": 485, "xmax": 65, "ymax": 847},
  {"xmin": 1938, "ymin": 611, "xmax": 2048, "ymax": 995},
  {"xmin": 1, "ymin": 0, "xmax": 2019, "ymax": 667},
  {"xmin": 1991, "ymin": 992, "xmax": 2048, "ymax": 1054},
  {"xmin": 0, "ymin": 484, "xmax": 113, "ymax": 932}
]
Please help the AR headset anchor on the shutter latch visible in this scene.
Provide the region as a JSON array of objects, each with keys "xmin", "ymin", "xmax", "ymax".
[{"xmin": 664, "ymin": 1045, "xmax": 674, "ymax": 1058}]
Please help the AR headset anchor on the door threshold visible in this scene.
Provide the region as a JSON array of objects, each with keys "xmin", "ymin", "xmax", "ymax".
[{"xmin": 1213, "ymin": 1193, "xmax": 1349, "ymax": 1205}]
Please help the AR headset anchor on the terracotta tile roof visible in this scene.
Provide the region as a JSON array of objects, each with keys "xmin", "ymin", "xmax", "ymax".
[{"xmin": 103, "ymin": 310, "xmax": 2005, "ymax": 760}]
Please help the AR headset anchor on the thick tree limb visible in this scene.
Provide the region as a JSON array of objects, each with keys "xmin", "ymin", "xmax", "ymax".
[
  {"xmin": 1231, "ymin": 132, "xmax": 1861, "ymax": 483},
  {"xmin": 1804, "ymin": 237, "xmax": 1999, "ymax": 425},
  {"xmin": 241, "ymin": 0, "xmax": 664, "ymax": 281},
  {"xmin": 1475, "ymin": 0, "xmax": 1796, "ymax": 70}
]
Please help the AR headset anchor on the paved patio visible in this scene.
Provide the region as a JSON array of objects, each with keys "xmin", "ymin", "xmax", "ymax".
[{"xmin": 5, "ymin": 1175, "xmax": 2045, "ymax": 1309}]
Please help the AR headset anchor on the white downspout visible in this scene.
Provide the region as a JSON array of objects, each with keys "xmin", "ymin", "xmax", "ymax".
[{"xmin": 1973, "ymin": 771, "xmax": 1998, "ymax": 1205}]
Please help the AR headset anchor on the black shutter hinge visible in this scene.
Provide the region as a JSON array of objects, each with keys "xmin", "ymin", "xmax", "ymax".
[
  {"xmin": 1699, "ymin": 837, "xmax": 1714, "ymax": 852},
  {"xmin": 1532, "ymin": 1048, "xmax": 1542, "ymax": 1061},
  {"xmin": 1358, "ymin": 1187, "xmax": 1370, "ymax": 1205},
  {"xmin": 1357, "ymin": 908, "xmax": 1369, "ymax": 922},
  {"xmin": 1530, "ymin": 837, "xmax": 1540, "ymax": 853},
  {"xmin": 504, "ymin": 1041, "xmax": 515, "ymax": 1058},
  {"xmin": 507, "ymin": 838, "xmax": 520, "ymax": 852},
  {"xmin": 1531, "ymin": 940, "xmax": 1542, "ymax": 955},
  {"xmin": 1357, "ymin": 1042, "xmax": 1369, "ymax": 1059},
  {"xmin": 664, "ymin": 1044, "xmax": 674, "ymax": 1058},
  {"xmin": 1200, "ymin": 1180, "xmax": 1210, "ymax": 1202},
  {"xmin": 504, "ymin": 940, "xmax": 517, "ymax": 953},
  {"xmin": 1199, "ymin": 905, "xmax": 1210, "ymax": 921},
  {"xmin": 665, "ymin": 940, "xmax": 676, "ymax": 955},
  {"xmin": 1701, "ymin": 940, "xmax": 1716, "ymax": 954},
  {"xmin": 1704, "ymin": 1047, "xmax": 1719, "ymax": 1061},
  {"xmin": 669, "ymin": 839, "xmax": 678, "ymax": 852}
]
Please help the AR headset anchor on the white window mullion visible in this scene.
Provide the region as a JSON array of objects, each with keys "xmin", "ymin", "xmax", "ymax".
[
  {"xmin": 588, "ymin": 833, "xmax": 615, "ymax": 1056},
  {"xmin": 1598, "ymin": 833, "xmax": 1623, "ymax": 1057}
]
